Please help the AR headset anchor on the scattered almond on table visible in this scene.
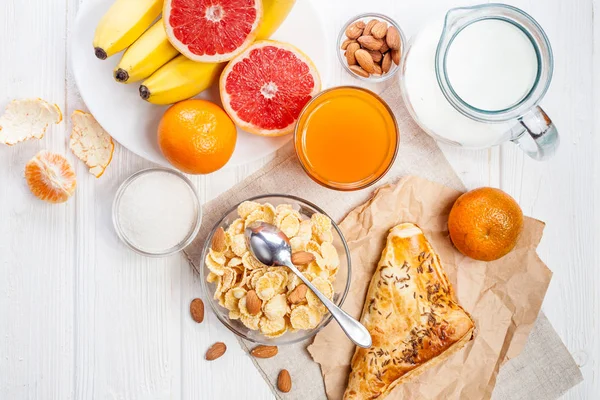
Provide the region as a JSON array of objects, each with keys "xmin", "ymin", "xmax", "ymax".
[
  {"xmin": 190, "ymin": 298, "xmax": 205, "ymax": 323},
  {"xmin": 342, "ymin": 17, "xmax": 402, "ymax": 78},
  {"xmin": 277, "ymin": 369, "xmax": 292, "ymax": 393},
  {"xmin": 251, "ymin": 345, "xmax": 278, "ymax": 359},
  {"xmin": 205, "ymin": 342, "xmax": 227, "ymax": 361}
]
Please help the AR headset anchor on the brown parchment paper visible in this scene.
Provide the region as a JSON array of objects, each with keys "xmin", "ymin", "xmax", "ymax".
[{"xmin": 308, "ymin": 175, "xmax": 553, "ymax": 400}]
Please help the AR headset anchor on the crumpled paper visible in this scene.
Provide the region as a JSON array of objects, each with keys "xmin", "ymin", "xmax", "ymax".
[{"xmin": 308, "ymin": 175, "xmax": 553, "ymax": 400}]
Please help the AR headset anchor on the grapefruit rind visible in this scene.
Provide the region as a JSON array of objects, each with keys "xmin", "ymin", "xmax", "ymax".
[
  {"xmin": 163, "ymin": 0, "xmax": 263, "ymax": 63},
  {"xmin": 70, "ymin": 110, "xmax": 115, "ymax": 178},
  {"xmin": 25, "ymin": 151, "xmax": 77, "ymax": 204},
  {"xmin": 220, "ymin": 40, "xmax": 321, "ymax": 137},
  {"xmin": 0, "ymin": 98, "xmax": 62, "ymax": 145}
]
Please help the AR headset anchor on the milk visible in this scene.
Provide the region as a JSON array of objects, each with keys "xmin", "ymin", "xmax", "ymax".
[{"xmin": 403, "ymin": 18, "xmax": 539, "ymax": 147}]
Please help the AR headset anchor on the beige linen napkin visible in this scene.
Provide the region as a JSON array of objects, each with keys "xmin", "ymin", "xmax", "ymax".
[{"xmin": 184, "ymin": 84, "xmax": 582, "ymax": 399}]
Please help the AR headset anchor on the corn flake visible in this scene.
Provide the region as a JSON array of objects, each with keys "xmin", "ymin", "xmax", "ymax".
[
  {"xmin": 262, "ymin": 203, "xmax": 276, "ymax": 224},
  {"xmin": 227, "ymin": 218, "xmax": 245, "ymax": 236},
  {"xmin": 263, "ymin": 294, "xmax": 289, "ymax": 321},
  {"xmin": 279, "ymin": 214, "xmax": 300, "ymax": 238},
  {"xmin": 306, "ymin": 277, "xmax": 334, "ymax": 315},
  {"xmin": 290, "ymin": 305, "xmax": 321, "ymax": 330},
  {"xmin": 240, "ymin": 314, "xmax": 261, "ymax": 330},
  {"xmin": 237, "ymin": 201, "xmax": 262, "ymax": 219},
  {"xmin": 242, "ymin": 251, "xmax": 267, "ymax": 270},
  {"xmin": 289, "ymin": 237, "xmax": 307, "ymax": 252},
  {"xmin": 205, "ymin": 252, "xmax": 226, "ymax": 276},
  {"xmin": 320, "ymin": 242, "xmax": 340, "ymax": 269},
  {"xmin": 248, "ymin": 268, "xmax": 267, "ymax": 289},
  {"xmin": 230, "ymin": 234, "xmax": 248, "ymax": 257},
  {"xmin": 311, "ymin": 213, "xmax": 332, "ymax": 237},
  {"xmin": 244, "ymin": 208, "xmax": 267, "ymax": 229},
  {"xmin": 260, "ymin": 316, "xmax": 287, "ymax": 337},
  {"xmin": 228, "ymin": 257, "xmax": 243, "ymax": 267}
]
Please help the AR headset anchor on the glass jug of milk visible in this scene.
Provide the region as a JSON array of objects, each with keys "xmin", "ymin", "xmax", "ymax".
[{"xmin": 401, "ymin": 4, "xmax": 558, "ymax": 160}]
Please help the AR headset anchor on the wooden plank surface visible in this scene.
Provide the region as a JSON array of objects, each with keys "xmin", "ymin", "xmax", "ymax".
[{"xmin": 0, "ymin": 0, "xmax": 597, "ymax": 399}]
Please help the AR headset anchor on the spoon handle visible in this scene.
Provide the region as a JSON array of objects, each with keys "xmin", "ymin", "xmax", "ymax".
[{"xmin": 285, "ymin": 262, "xmax": 372, "ymax": 349}]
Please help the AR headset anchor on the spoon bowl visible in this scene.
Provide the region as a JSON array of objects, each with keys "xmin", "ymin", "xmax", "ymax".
[
  {"xmin": 200, "ymin": 194, "xmax": 352, "ymax": 346},
  {"xmin": 245, "ymin": 221, "xmax": 372, "ymax": 348}
]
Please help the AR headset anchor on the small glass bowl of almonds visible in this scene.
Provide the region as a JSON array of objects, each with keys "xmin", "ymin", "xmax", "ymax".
[
  {"xmin": 338, "ymin": 13, "xmax": 406, "ymax": 82},
  {"xmin": 200, "ymin": 195, "xmax": 351, "ymax": 346}
]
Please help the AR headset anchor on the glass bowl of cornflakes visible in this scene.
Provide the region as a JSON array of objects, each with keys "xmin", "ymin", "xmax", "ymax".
[{"xmin": 200, "ymin": 194, "xmax": 352, "ymax": 346}]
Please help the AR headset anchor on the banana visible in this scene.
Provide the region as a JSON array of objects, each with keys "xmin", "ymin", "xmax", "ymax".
[
  {"xmin": 139, "ymin": 57, "xmax": 225, "ymax": 105},
  {"xmin": 139, "ymin": 0, "xmax": 297, "ymax": 105},
  {"xmin": 256, "ymin": 0, "xmax": 296, "ymax": 40},
  {"xmin": 93, "ymin": 0, "xmax": 163, "ymax": 60},
  {"xmin": 114, "ymin": 19, "xmax": 179, "ymax": 84}
]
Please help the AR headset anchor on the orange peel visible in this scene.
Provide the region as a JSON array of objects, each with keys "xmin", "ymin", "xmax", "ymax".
[
  {"xmin": 69, "ymin": 110, "xmax": 114, "ymax": 178},
  {"xmin": 25, "ymin": 151, "xmax": 77, "ymax": 204},
  {"xmin": 0, "ymin": 98, "xmax": 62, "ymax": 145}
]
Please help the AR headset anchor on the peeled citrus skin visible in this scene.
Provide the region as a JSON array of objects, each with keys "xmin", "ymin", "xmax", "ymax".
[
  {"xmin": 158, "ymin": 99, "xmax": 237, "ymax": 174},
  {"xmin": 448, "ymin": 187, "xmax": 524, "ymax": 262}
]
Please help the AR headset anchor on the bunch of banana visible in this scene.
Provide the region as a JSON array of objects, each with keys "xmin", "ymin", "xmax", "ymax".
[
  {"xmin": 139, "ymin": 0, "xmax": 297, "ymax": 105},
  {"xmin": 93, "ymin": 0, "xmax": 163, "ymax": 60}
]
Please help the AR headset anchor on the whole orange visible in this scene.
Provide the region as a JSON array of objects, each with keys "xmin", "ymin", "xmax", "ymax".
[
  {"xmin": 158, "ymin": 99, "xmax": 237, "ymax": 174},
  {"xmin": 448, "ymin": 187, "xmax": 524, "ymax": 261}
]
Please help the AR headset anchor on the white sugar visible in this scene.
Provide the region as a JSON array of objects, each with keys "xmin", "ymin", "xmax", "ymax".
[{"xmin": 117, "ymin": 171, "xmax": 198, "ymax": 253}]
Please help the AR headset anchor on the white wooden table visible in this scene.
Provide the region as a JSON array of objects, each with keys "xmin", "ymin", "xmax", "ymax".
[{"xmin": 0, "ymin": 0, "xmax": 597, "ymax": 399}]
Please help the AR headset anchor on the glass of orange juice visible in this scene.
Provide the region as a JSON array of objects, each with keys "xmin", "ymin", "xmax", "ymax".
[{"xmin": 294, "ymin": 87, "xmax": 399, "ymax": 191}]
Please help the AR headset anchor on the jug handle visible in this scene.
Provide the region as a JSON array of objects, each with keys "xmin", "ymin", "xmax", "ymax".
[{"xmin": 509, "ymin": 106, "xmax": 559, "ymax": 160}]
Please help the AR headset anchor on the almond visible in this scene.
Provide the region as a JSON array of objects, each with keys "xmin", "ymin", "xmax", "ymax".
[
  {"xmin": 386, "ymin": 26, "xmax": 401, "ymax": 51},
  {"xmin": 382, "ymin": 51, "xmax": 393, "ymax": 74},
  {"xmin": 211, "ymin": 227, "xmax": 227, "ymax": 252},
  {"xmin": 368, "ymin": 50, "xmax": 383, "ymax": 63},
  {"xmin": 371, "ymin": 21, "xmax": 388, "ymax": 39},
  {"xmin": 392, "ymin": 49, "xmax": 401, "ymax": 65},
  {"xmin": 349, "ymin": 65, "xmax": 369, "ymax": 78},
  {"xmin": 277, "ymin": 369, "xmax": 292, "ymax": 393},
  {"xmin": 357, "ymin": 35, "xmax": 384, "ymax": 51},
  {"xmin": 190, "ymin": 298, "xmax": 205, "ymax": 323},
  {"xmin": 341, "ymin": 38, "xmax": 357, "ymax": 50},
  {"xmin": 355, "ymin": 49, "xmax": 375, "ymax": 73},
  {"xmin": 251, "ymin": 345, "xmax": 278, "ymax": 358},
  {"xmin": 380, "ymin": 42, "xmax": 390, "ymax": 54},
  {"xmin": 345, "ymin": 21, "xmax": 365, "ymax": 39},
  {"xmin": 291, "ymin": 251, "xmax": 316, "ymax": 265},
  {"xmin": 246, "ymin": 290, "xmax": 262, "ymax": 315},
  {"xmin": 205, "ymin": 342, "xmax": 226, "ymax": 361},
  {"xmin": 373, "ymin": 64, "xmax": 383, "ymax": 76},
  {"xmin": 345, "ymin": 42, "xmax": 360, "ymax": 66},
  {"xmin": 363, "ymin": 19, "xmax": 379, "ymax": 36},
  {"xmin": 287, "ymin": 284, "xmax": 308, "ymax": 304}
]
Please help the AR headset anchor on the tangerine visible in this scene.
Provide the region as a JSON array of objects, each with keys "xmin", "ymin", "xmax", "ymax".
[
  {"xmin": 25, "ymin": 151, "xmax": 77, "ymax": 203},
  {"xmin": 448, "ymin": 187, "xmax": 524, "ymax": 261},
  {"xmin": 158, "ymin": 99, "xmax": 237, "ymax": 174}
]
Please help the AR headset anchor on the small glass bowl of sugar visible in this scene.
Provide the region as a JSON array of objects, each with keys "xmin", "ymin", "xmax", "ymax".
[{"xmin": 112, "ymin": 168, "xmax": 202, "ymax": 257}]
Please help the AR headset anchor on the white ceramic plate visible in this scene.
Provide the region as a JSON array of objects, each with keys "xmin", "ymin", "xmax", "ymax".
[{"xmin": 71, "ymin": 0, "xmax": 331, "ymax": 168}]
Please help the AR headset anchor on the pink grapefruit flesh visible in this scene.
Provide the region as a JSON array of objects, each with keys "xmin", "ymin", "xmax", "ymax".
[
  {"xmin": 164, "ymin": 0, "xmax": 262, "ymax": 62},
  {"xmin": 220, "ymin": 41, "xmax": 321, "ymax": 137}
]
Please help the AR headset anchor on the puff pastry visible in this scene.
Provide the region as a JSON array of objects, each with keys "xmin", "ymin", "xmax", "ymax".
[{"xmin": 344, "ymin": 223, "xmax": 475, "ymax": 400}]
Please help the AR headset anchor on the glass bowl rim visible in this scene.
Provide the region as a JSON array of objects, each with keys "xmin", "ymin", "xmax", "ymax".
[
  {"xmin": 337, "ymin": 12, "xmax": 407, "ymax": 83},
  {"xmin": 112, "ymin": 167, "xmax": 203, "ymax": 258},
  {"xmin": 293, "ymin": 86, "xmax": 400, "ymax": 192},
  {"xmin": 200, "ymin": 193, "xmax": 352, "ymax": 346}
]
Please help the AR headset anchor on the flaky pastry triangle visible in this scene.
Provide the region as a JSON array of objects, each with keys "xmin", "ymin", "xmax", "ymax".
[{"xmin": 344, "ymin": 223, "xmax": 475, "ymax": 400}]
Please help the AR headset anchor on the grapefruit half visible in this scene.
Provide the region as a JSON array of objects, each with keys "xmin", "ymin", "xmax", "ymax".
[
  {"xmin": 164, "ymin": 0, "xmax": 262, "ymax": 63},
  {"xmin": 220, "ymin": 40, "xmax": 321, "ymax": 137}
]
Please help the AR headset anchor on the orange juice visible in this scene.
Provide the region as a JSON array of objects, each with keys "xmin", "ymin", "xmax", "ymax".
[{"xmin": 294, "ymin": 87, "xmax": 398, "ymax": 190}]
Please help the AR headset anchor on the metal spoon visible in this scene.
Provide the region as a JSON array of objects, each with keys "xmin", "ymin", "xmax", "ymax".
[{"xmin": 245, "ymin": 221, "xmax": 372, "ymax": 348}]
